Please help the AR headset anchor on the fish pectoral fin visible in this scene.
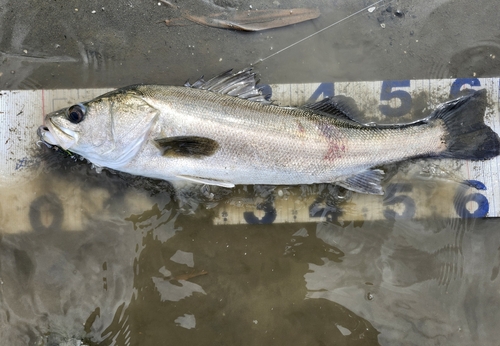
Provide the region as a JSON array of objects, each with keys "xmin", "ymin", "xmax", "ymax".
[
  {"xmin": 155, "ymin": 136, "xmax": 220, "ymax": 158},
  {"xmin": 302, "ymin": 95, "xmax": 364, "ymax": 126},
  {"xmin": 175, "ymin": 175, "xmax": 235, "ymax": 188},
  {"xmin": 336, "ymin": 169, "xmax": 385, "ymax": 195}
]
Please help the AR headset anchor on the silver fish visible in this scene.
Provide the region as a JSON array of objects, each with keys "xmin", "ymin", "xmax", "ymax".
[{"xmin": 37, "ymin": 69, "xmax": 500, "ymax": 194}]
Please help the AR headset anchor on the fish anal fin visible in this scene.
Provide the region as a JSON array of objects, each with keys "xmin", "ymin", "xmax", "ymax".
[
  {"xmin": 176, "ymin": 175, "xmax": 235, "ymax": 188},
  {"xmin": 155, "ymin": 136, "xmax": 220, "ymax": 158},
  {"xmin": 337, "ymin": 169, "xmax": 385, "ymax": 195}
]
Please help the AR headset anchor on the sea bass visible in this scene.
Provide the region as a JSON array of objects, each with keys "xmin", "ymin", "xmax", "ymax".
[{"xmin": 37, "ymin": 69, "xmax": 500, "ymax": 195}]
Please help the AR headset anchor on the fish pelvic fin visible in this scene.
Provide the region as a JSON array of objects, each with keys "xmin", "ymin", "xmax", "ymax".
[
  {"xmin": 337, "ymin": 169, "xmax": 385, "ymax": 195},
  {"xmin": 432, "ymin": 89, "xmax": 500, "ymax": 160}
]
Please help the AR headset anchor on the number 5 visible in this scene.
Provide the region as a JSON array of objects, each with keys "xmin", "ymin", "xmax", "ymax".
[{"xmin": 379, "ymin": 80, "xmax": 412, "ymax": 118}]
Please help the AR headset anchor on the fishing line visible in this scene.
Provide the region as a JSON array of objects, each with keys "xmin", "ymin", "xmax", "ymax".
[{"xmin": 252, "ymin": 0, "xmax": 390, "ymax": 66}]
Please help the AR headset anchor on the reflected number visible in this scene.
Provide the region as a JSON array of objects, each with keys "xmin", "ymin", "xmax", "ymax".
[
  {"xmin": 308, "ymin": 198, "xmax": 338, "ymax": 223},
  {"xmin": 383, "ymin": 183, "xmax": 416, "ymax": 220},
  {"xmin": 29, "ymin": 193, "xmax": 64, "ymax": 232},
  {"xmin": 244, "ymin": 202, "xmax": 277, "ymax": 224}
]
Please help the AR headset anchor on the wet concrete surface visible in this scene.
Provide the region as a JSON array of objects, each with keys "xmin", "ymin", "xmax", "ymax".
[{"xmin": 0, "ymin": 0, "xmax": 499, "ymax": 89}]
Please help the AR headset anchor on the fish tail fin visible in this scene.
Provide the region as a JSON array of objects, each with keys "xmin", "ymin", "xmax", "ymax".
[{"xmin": 431, "ymin": 89, "xmax": 500, "ymax": 160}]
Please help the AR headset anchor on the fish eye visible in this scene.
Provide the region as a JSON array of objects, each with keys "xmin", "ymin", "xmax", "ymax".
[{"xmin": 67, "ymin": 104, "xmax": 86, "ymax": 124}]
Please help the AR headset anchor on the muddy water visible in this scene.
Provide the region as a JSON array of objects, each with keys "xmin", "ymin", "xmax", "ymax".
[{"xmin": 1, "ymin": 0, "xmax": 500, "ymax": 345}]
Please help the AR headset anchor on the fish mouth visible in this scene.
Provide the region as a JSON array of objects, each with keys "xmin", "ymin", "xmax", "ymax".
[
  {"xmin": 37, "ymin": 125, "xmax": 57, "ymax": 147},
  {"xmin": 38, "ymin": 117, "xmax": 78, "ymax": 149}
]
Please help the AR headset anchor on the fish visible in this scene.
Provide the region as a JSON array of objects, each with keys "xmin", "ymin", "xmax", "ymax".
[{"xmin": 37, "ymin": 69, "xmax": 500, "ymax": 195}]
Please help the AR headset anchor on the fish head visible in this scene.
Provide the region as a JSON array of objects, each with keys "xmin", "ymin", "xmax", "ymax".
[{"xmin": 38, "ymin": 87, "xmax": 160, "ymax": 168}]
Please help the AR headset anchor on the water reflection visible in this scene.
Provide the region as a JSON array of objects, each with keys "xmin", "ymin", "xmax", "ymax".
[
  {"xmin": 0, "ymin": 215, "xmax": 141, "ymax": 345},
  {"xmin": 3, "ymin": 154, "xmax": 499, "ymax": 345},
  {"xmin": 0, "ymin": 157, "xmax": 174, "ymax": 345},
  {"xmin": 308, "ymin": 217, "xmax": 500, "ymax": 345}
]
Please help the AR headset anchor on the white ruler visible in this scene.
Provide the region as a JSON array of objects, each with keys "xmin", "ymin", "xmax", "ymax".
[{"xmin": 0, "ymin": 78, "xmax": 499, "ymax": 231}]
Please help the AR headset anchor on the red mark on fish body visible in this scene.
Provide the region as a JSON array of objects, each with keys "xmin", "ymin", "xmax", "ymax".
[
  {"xmin": 295, "ymin": 119, "xmax": 305, "ymax": 134},
  {"xmin": 324, "ymin": 142, "xmax": 346, "ymax": 162},
  {"xmin": 317, "ymin": 122, "xmax": 347, "ymax": 163}
]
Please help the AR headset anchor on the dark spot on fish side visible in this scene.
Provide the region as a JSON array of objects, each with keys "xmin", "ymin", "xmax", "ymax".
[{"xmin": 155, "ymin": 136, "xmax": 220, "ymax": 158}]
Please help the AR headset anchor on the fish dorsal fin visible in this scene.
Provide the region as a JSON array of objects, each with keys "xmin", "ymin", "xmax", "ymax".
[
  {"xmin": 336, "ymin": 169, "xmax": 385, "ymax": 195},
  {"xmin": 175, "ymin": 175, "xmax": 235, "ymax": 188},
  {"xmin": 184, "ymin": 68, "xmax": 272, "ymax": 104},
  {"xmin": 302, "ymin": 96, "xmax": 364, "ymax": 126},
  {"xmin": 155, "ymin": 136, "xmax": 220, "ymax": 158}
]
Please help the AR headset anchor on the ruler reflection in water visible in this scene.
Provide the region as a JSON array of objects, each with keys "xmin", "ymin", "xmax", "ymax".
[{"xmin": 0, "ymin": 78, "xmax": 498, "ymax": 232}]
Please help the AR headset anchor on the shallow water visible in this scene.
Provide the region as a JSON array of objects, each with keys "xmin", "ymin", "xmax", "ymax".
[{"xmin": 1, "ymin": 0, "xmax": 500, "ymax": 345}]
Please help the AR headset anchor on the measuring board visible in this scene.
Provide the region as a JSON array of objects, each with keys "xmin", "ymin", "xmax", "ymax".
[{"xmin": 0, "ymin": 78, "xmax": 499, "ymax": 230}]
